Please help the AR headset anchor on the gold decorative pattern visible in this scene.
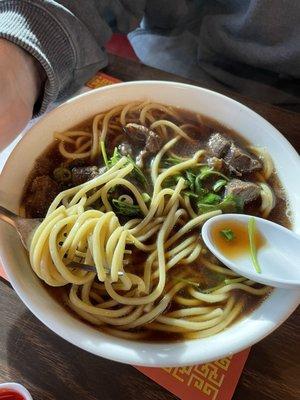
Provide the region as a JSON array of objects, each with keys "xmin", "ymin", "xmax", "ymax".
[
  {"xmin": 163, "ymin": 356, "xmax": 232, "ymax": 400},
  {"xmin": 85, "ymin": 73, "xmax": 120, "ymax": 89}
]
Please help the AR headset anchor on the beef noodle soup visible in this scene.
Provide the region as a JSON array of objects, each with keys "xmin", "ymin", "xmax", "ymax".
[{"xmin": 21, "ymin": 102, "xmax": 290, "ymax": 341}]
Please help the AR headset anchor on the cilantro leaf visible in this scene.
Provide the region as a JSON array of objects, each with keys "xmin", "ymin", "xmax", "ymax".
[
  {"xmin": 108, "ymin": 147, "xmax": 147, "ymax": 187},
  {"xmin": 107, "ymin": 147, "xmax": 122, "ymax": 167},
  {"xmin": 201, "ymin": 193, "xmax": 221, "ymax": 205},
  {"xmin": 162, "ymin": 174, "xmax": 182, "ymax": 188},
  {"xmin": 183, "ymin": 190, "xmax": 199, "ymax": 199},
  {"xmin": 112, "ymin": 199, "xmax": 141, "ymax": 217},
  {"xmin": 163, "ymin": 155, "xmax": 188, "ymax": 167},
  {"xmin": 199, "ymin": 166, "xmax": 229, "ymax": 181},
  {"xmin": 185, "ymin": 171, "xmax": 196, "ymax": 192},
  {"xmin": 194, "ymin": 175, "xmax": 203, "ymax": 194},
  {"xmin": 197, "ymin": 194, "xmax": 244, "ymax": 214}
]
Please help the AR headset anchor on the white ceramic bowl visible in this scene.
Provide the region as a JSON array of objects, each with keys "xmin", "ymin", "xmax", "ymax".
[
  {"xmin": 0, "ymin": 81, "xmax": 299, "ymax": 367},
  {"xmin": 0, "ymin": 382, "xmax": 32, "ymax": 399}
]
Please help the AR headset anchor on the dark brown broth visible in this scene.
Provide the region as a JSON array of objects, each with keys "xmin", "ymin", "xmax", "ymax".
[{"xmin": 22, "ymin": 106, "xmax": 290, "ymax": 341}]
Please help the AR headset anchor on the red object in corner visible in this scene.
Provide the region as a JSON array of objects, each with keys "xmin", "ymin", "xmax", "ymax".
[
  {"xmin": 105, "ymin": 33, "xmax": 139, "ymax": 61},
  {"xmin": 0, "ymin": 389, "xmax": 25, "ymax": 400}
]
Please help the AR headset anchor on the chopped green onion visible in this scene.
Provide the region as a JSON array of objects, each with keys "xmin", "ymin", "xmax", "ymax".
[
  {"xmin": 219, "ymin": 228, "xmax": 235, "ymax": 241},
  {"xmin": 118, "ymin": 194, "xmax": 134, "ymax": 205},
  {"xmin": 213, "ymin": 179, "xmax": 227, "ymax": 192},
  {"xmin": 53, "ymin": 167, "xmax": 71, "ymax": 183},
  {"xmin": 248, "ymin": 217, "xmax": 261, "ymax": 273}
]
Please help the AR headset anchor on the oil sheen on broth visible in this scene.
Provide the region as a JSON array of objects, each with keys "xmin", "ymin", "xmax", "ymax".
[{"xmin": 21, "ymin": 103, "xmax": 290, "ymax": 342}]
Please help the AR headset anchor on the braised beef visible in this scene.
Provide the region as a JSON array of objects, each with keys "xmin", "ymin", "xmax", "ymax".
[
  {"xmin": 26, "ymin": 176, "xmax": 59, "ymax": 217},
  {"xmin": 206, "ymin": 156, "xmax": 223, "ymax": 171},
  {"xmin": 225, "ymin": 179, "xmax": 260, "ymax": 204},
  {"xmin": 71, "ymin": 166, "xmax": 105, "ymax": 186},
  {"xmin": 224, "ymin": 143, "xmax": 262, "ymax": 174},
  {"xmin": 145, "ymin": 130, "xmax": 162, "ymax": 152},
  {"xmin": 208, "ymin": 133, "xmax": 262, "ymax": 175},
  {"xmin": 124, "ymin": 123, "xmax": 164, "ymax": 167},
  {"xmin": 123, "ymin": 123, "xmax": 149, "ymax": 144},
  {"xmin": 118, "ymin": 141, "xmax": 133, "ymax": 157},
  {"xmin": 208, "ymin": 133, "xmax": 231, "ymax": 158}
]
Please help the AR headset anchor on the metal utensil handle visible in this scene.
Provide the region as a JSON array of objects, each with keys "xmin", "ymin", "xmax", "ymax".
[
  {"xmin": 68, "ymin": 261, "xmax": 96, "ymax": 272},
  {"xmin": 67, "ymin": 261, "xmax": 124, "ymax": 276},
  {"xmin": 0, "ymin": 204, "xmax": 18, "ymax": 227}
]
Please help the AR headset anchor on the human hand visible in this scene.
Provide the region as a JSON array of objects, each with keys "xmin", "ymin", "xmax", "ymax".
[{"xmin": 0, "ymin": 39, "xmax": 43, "ymax": 149}]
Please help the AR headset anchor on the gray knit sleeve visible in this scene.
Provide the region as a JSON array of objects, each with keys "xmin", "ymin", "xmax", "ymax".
[{"xmin": 0, "ymin": 1, "xmax": 115, "ymax": 114}]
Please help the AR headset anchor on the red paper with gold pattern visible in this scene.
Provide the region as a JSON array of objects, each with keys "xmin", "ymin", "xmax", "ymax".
[
  {"xmin": 136, "ymin": 350, "xmax": 250, "ymax": 400},
  {"xmin": 85, "ymin": 72, "xmax": 121, "ymax": 88},
  {"xmin": 0, "ymin": 71, "xmax": 250, "ymax": 400}
]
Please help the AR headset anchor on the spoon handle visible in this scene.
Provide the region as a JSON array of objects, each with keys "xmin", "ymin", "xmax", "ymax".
[{"xmin": 0, "ymin": 205, "xmax": 18, "ymax": 227}]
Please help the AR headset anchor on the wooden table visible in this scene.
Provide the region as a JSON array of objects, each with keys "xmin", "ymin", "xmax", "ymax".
[{"xmin": 0, "ymin": 54, "xmax": 299, "ymax": 400}]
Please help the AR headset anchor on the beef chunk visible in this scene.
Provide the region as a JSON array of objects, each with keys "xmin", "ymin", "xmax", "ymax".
[
  {"xmin": 208, "ymin": 133, "xmax": 231, "ymax": 158},
  {"xmin": 146, "ymin": 130, "xmax": 162, "ymax": 153},
  {"xmin": 224, "ymin": 143, "xmax": 262, "ymax": 174},
  {"xmin": 118, "ymin": 141, "xmax": 133, "ymax": 157},
  {"xmin": 206, "ymin": 156, "xmax": 223, "ymax": 171},
  {"xmin": 27, "ymin": 176, "xmax": 59, "ymax": 217},
  {"xmin": 71, "ymin": 166, "xmax": 105, "ymax": 186},
  {"xmin": 124, "ymin": 123, "xmax": 150, "ymax": 144},
  {"xmin": 136, "ymin": 132, "xmax": 163, "ymax": 167},
  {"xmin": 125, "ymin": 123, "xmax": 162, "ymax": 151},
  {"xmin": 207, "ymin": 133, "xmax": 262, "ymax": 175},
  {"xmin": 124, "ymin": 123, "xmax": 164, "ymax": 167},
  {"xmin": 225, "ymin": 179, "xmax": 261, "ymax": 204}
]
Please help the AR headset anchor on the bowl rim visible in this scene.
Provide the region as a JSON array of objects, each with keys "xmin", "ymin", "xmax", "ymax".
[{"xmin": 0, "ymin": 80, "xmax": 299, "ymax": 367}]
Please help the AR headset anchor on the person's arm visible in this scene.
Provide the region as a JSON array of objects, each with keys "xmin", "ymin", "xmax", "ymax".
[
  {"xmin": 0, "ymin": 38, "xmax": 45, "ymax": 148},
  {"xmin": 0, "ymin": 0, "xmax": 146, "ymax": 148}
]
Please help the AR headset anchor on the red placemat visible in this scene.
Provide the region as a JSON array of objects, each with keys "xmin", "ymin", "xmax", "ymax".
[{"xmin": 0, "ymin": 71, "xmax": 250, "ymax": 400}]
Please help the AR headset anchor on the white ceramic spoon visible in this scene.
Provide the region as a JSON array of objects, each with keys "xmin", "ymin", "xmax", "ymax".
[{"xmin": 202, "ymin": 214, "xmax": 300, "ymax": 289}]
